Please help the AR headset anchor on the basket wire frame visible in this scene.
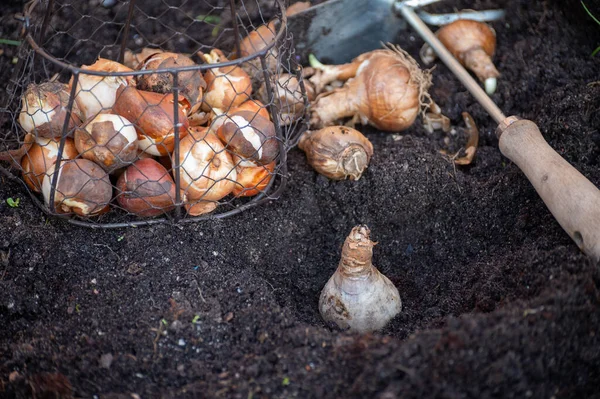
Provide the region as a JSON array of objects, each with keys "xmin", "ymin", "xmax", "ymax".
[{"xmin": 0, "ymin": 0, "xmax": 310, "ymax": 228}]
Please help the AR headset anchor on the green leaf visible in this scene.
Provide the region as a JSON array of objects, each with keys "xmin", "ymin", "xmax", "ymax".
[
  {"xmin": 0, "ymin": 38, "xmax": 21, "ymax": 46},
  {"xmin": 6, "ymin": 198, "xmax": 20, "ymax": 208},
  {"xmin": 196, "ymin": 14, "xmax": 222, "ymax": 25},
  {"xmin": 582, "ymin": 1, "xmax": 600, "ymax": 26},
  {"xmin": 592, "ymin": 45, "xmax": 600, "ymax": 57},
  {"xmin": 282, "ymin": 377, "xmax": 290, "ymax": 386},
  {"xmin": 192, "ymin": 315, "xmax": 200, "ymax": 324}
]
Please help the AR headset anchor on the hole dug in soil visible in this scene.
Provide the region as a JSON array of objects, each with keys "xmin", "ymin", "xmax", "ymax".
[{"xmin": 1, "ymin": 0, "xmax": 600, "ymax": 398}]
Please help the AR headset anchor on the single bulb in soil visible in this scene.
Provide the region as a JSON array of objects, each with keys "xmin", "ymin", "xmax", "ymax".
[
  {"xmin": 421, "ymin": 19, "xmax": 500, "ymax": 95},
  {"xmin": 298, "ymin": 126, "xmax": 373, "ymax": 181},
  {"xmin": 319, "ymin": 225, "xmax": 402, "ymax": 333},
  {"xmin": 309, "ymin": 44, "xmax": 434, "ymax": 132}
]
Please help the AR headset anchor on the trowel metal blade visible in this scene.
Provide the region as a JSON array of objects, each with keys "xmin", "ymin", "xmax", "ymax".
[{"xmin": 286, "ymin": 0, "xmax": 405, "ymax": 64}]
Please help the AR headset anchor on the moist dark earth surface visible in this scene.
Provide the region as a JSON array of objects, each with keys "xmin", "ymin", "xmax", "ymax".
[{"xmin": 1, "ymin": 0, "xmax": 600, "ymax": 398}]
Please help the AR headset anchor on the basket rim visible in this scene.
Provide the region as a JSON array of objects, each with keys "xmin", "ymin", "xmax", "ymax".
[{"xmin": 21, "ymin": 0, "xmax": 288, "ymax": 76}]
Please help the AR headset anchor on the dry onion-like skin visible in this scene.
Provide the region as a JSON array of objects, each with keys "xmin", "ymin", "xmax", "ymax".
[
  {"xmin": 112, "ymin": 85, "xmax": 189, "ymax": 156},
  {"xmin": 71, "ymin": 58, "xmax": 134, "ymax": 121},
  {"xmin": 136, "ymin": 52, "xmax": 206, "ymax": 114},
  {"xmin": 21, "ymin": 137, "xmax": 78, "ymax": 192},
  {"xmin": 319, "ymin": 225, "xmax": 402, "ymax": 333},
  {"xmin": 42, "ymin": 158, "xmax": 112, "ymax": 216},
  {"xmin": 177, "ymin": 127, "xmax": 236, "ymax": 216},
  {"xmin": 19, "ymin": 82, "xmax": 83, "ymax": 138},
  {"xmin": 422, "ymin": 19, "xmax": 499, "ymax": 95},
  {"xmin": 298, "ymin": 126, "xmax": 373, "ymax": 181},
  {"xmin": 200, "ymin": 49, "xmax": 252, "ymax": 112},
  {"xmin": 309, "ymin": 44, "xmax": 433, "ymax": 132},
  {"xmin": 74, "ymin": 113, "xmax": 138, "ymax": 172}
]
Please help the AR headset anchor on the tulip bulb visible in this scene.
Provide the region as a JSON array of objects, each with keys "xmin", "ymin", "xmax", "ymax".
[
  {"xmin": 116, "ymin": 158, "xmax": 176, "ymax": 217},
  {"xmin": 177, "ymin": 127, "xmax": 236, "ymax": 216},
  {"xmin": 319, "ymin": 226, "xmax": 401, "ymax": 333},
  {"xmin": 298, "ymin": 126, "xmax": 373, "ymax": 181},
  {"xmin": 19, "ymin": 82, "xmax": 83, "ymax": 138},
  {"xmin": 112, "ymin": 85, "xmax": 189, "ymax": 156},
  {"xmin": 71, "ymin": 58, "xmax": 134, "ymax": 121},
  {"xmin": 123, "ymin": 47, "xmax": 164, "ymax": 69},
  {"xmin": 136, "ymin": 52, "xmax": 206, "ymax": 114},
  {"xmin": 21, "ymin": 137, "xmax": 78, "ymax": 192},
  {"xmin": 309, "ymin": 44, "xmax": 434, "ymax": 132},
  {"xmin": 421, "ymin": 19, "xmax": 499, "ymax": 95},
  {"xmin": 231, "ymin": 99, "xmax": 271, "ymax": 121},
  {"xmin": 74, "ymin": 114, "xmax": 138, "ymax": 172},
  {"xmin": 232, "ymin": 157, "xmax": 275, "ymax": 197},
  {"xmin": 217, "ymin": 111, "xmax": 278, "ymax": 166},
  {"xmin": 234, "ymin": 21, "xmax": 279, "ymax": 83},
  {"xmin": 258, "ymin": 74, "xmax": 315, "ymax": 126},
  {"xmin": 200, "ymin": 49, "xmax": 252, "ymax": 112},
  {"xmin": 42, "ymin": 159, "xmax": 112, "ymax": 216}
]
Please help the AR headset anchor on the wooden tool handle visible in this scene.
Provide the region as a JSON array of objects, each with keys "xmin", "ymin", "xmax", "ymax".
[{"xmin": 497, "ymin": 117, "xmax": 600, "ymax": 261}]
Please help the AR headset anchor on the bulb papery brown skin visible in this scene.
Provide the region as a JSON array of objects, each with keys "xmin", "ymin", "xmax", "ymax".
[
  {"xmin": 112, "ymin": 85, "xmax": 189, "ymax": 156},
  {"xmin": 309, "ymin": 45, "xmax": 433, "ymax": 132},
  {"xmin": 231, "ymin": 99, "xmax": 271, "ymax": 121},
  {"xmin": 177, "ymin": 127, "xmax": 236, "ymax": 216},
  {"xmin": 217, "ymin": 110, "xmax": 278, "ymax": 166},
  {"xmin": 21, "ymin": 137, "xmax": 78, "ymax": 193},
  {"xmin": 199, "ymin": 49, "xmax": 252, "ymax": 112},
  {"xmin": 234, "ymin": 21, "xmax": 279, "ymax": 83},
  {"xmin": 123, "ymin": 47, "xmax": 164, "ymax": 69},
  {"xmin": 298, "ymin": 126, "xmax": 373, "ymax": 181},
  {"xmin": 19, "ymin": 82, "xmax": 83, "ymax": 138},
  {"xmin": 74, "ymin": 114, "xmax": 138, "ymax": 172},
  {"xmin": 42, "ymin": 158, "xmax": 112, "ymax": 216},
  {"xmin": 258, "ymin": 74, "xmax": 315, "ymax": 126},
  {"xmin": 116, "ymin": 158, "xmax": 176, "ymax": 217},
  {"xmin": 319, "ymin": 225, "xmax": 402, "ymax": 334},
  {"xmin": 236, "ymin": 21, "xmax": 277, "ymax": 59},
  {"xmin": 135, "ymin": 52, "xmax": 206, "ymax": 115},
  {"xmin": 433, "ymin": 19, "xmax": 499, "ymax": 95},
  {"xmin": 70, "ymin": 58, "xmax": 134, "ymax": 121},
  {"xmin": 232, "ymin": 157, "xmax": 275, "ymax": 197}
]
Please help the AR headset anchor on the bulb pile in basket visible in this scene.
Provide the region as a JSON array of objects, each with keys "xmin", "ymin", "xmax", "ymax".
[{"xmin": 14, "ymin": 21, "xmax": 306, "ymax": 219}]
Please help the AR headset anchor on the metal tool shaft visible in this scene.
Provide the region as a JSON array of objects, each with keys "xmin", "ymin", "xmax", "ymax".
[{"xmin": 396, "ymin": 4, "xmax": 506, "ymax": 124}]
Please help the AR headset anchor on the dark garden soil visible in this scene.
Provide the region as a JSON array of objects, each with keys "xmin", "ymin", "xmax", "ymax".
[{"xmin": 1, "ymin": 0, "xmax": 600, "ymax": 397}]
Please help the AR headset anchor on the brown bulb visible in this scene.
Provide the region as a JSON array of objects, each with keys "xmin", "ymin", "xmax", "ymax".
[
  {"xmin": 116, "ymin": 158, "xmax": 176, "ymax": 217},
  {"xmin": 19, "ymin": 82, "xmax": 83, "ymax": 138},
  {"xmin": 258, "ymin": 74, "xmax": 315, "ymax": 126},
  {"xmin": 112, "ymin": 85, "xmax": 189, "ymax": 156},
  {"xmin": 232, "ymin": 157, "xmax": 275, "ymax": 197},
  {"xmin": 21, "ymin": 137, "xmax": 78, "ymax": 192},
  {"xmin": 136, "ymin": 52, "xmax": 206, "ymax": 114},
  {"xmin": 200, "ymin": 49, "xmax": 252, "ymax": 112},
  {"xmin": 42, "ymin": 159, "xmax": 112, "ymax": 216},
  {"xmin": 298, "ymin": 126, "xmax": 373, "ymax": 181},
  {"xmin": 217, "ymin": 111, "xmax": 278, "ymax": 166},
  {"xmin": 309, "ymin": 45, "xmax": 433, "ymax": 132},
  {"xmin": 70, "ymin": 58, "xmax": 134, "ymax": 121},
  {"xmin": 74, "ymin": 114, "xmax": 138, "ymax": 172},
  {"xmin": 423, "ymin": 19, "xmax": 499, "ymax": 94},
  {"xmin": 177, "ymin": 127, "xmax": 236, "ymax": 216}
]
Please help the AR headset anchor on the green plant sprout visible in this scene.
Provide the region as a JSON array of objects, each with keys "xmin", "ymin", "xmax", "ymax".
[
  {"xmin": 0, "ymin": 39, "xmax": 21, "ymax": 46},
  {"xmin": 6, "ymin": 198, "xmax": 20, "ymax": 208},
  {"xmin": 196, "ymin": 15, "xmax": 223, "ymax": 37},
  {"xmin": 581, "ymin": 1, "xmax": 600, "ymax": 56}
]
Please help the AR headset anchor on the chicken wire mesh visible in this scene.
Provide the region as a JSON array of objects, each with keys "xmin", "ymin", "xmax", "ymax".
[{"xmin": 0, "ymin": 0, "xmax": 309, "ymax": 228}]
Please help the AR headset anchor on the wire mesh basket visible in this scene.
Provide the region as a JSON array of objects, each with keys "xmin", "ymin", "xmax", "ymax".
[{"xmin": 0, "ymin": 0, "xmax": 309, "ymax": 228}]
